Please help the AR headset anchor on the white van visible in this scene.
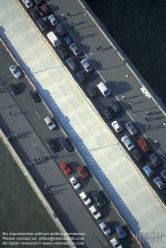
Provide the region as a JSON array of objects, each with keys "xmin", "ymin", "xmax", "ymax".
[
  {"xmin": 97, "ymin": 82, "xmax": 111, "ymax": 97},
  {"xmin": 44, "ymin": 116, "xmax": 56, "ymax": 130},
  {"xmin": 46, "ymin": 31, "xmax": 61, "ymax": 47}
]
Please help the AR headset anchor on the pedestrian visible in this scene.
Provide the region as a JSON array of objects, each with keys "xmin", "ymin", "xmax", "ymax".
[
  {"xmin": 146, "ymin": 111, "xmax": 151, "ymax": 115},
  {"xmin": 147, "ymin": 116, "xmax": 151, "ymax": 121},
  {"xmin": 34, "ymin": 159, "xmax": 37, "ymax": 162},
  {"xmin": 13, "ymin": 131, "xmax": 17, "ymax": 136},
  {"xmin": 37, "ymin": 158, "xmax": 41, "ymax": 161},
  {"xmin": 97, "ymin": 47, "xmax": 99, "ymax": 52},
  {"xmin": 8, "ymin": 112, "xmax": 12, "ymax": 115},
  {"xmin": 146, "ymin": 126, "xmax": 148, "ymax": 131},
  {"xmin": 10, "ymin": 133, "xmax": 14, "ymax": 139},
  {"xmin": 128, "ymin": 101, "xmax": 132, "ymax": 105},
  {"xmin": 80, "ymin": 33, "xmax": 83, "ymax": 38},
  {"xmin": 163, "ymin": 122, "xmax": 166, "ymax": 126},
  {"xmin": 45, "ymin": 156, "xmax": 48, "ymax": 160},
  {"xmin": 145, "ymin": 117, "xmax": 148, "ymax": 121},
  {"xmin": 126, "ymin": 75, "xmax": 129, "ymax": 78},
  {"xmin": 147, "ymin": 124, "xmax": 151, "ymax": 130},
  {"xmin": 67, "ymin": 12, "xmax": 70, "ymax": 16},
  {"xmin": 99, "ymin": 46, "xmax": 102, "ymax": 51}
]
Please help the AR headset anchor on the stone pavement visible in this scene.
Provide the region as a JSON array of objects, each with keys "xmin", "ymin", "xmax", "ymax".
[{"xmin": 0, "ymin": 0, "xmax": 166, "ymax": 247}]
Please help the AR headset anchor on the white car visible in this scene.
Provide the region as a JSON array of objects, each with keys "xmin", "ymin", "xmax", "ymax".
[
  {"xmin": 44, "ymin": 116, "xmax": 56, "ymax": 130},
  {"xmin": 99, "ymin": 222, "xmax": 111, "ymax": 235},
  {"xmin": 22, "ymin": 0, "xmax": 33, "ymax": 8},
  {"xmin": 89, "ymin": 205, "xmax": 101, "ymax": 219},
  {"xmin": 69, "ymin": 43, "xmax": 81, "ymax": 56},
  {"xmin": 81, "ymin": 59, "xmax": 93, "ymax": 72},
  {"xmin": 79, "ymin": 191, "xmax": 91, "ymax": 205},
  {"xmin": 69, "ymin": 177, "xmax": 81, "ymax": 190},
  {"xmin": 121, "ymin": 135, "xmax": 135, "ymax": 151},
  {"xmin": 110, "ymin": 237, "xmax": 123, "ymax": 248},
  {"xmin": 48, "ymin": 14, "xmax": 58, "ymax": 26},
  {"xmin": 9, "ymin": 65, "xmax": 22, "ymax": 79},
  {"xmin": 111, "ymin": 121, "xmax": 122, "ymax": 133}
]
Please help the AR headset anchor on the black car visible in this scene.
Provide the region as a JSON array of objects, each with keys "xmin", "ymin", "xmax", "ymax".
[
  {"xmin": 102, "ymin": 106, "xmax": 113, "ymax": 119},
  {"xmin": 30, "ymin": 9, "xmax": 39, "ymax": 21},
  {"xmin": 45, "ymin": 138, "xmax": 58, "ymax": 153},
  {"xmin": 110, "ymin": 100, "xmax": 121, "ymax": 113},
  {"xmin": 92, "ymin": 191, "xmax": 106, "ymax": 207},
  {"xmin": 131, "ymin": 149, "xmax": 143, "ymax": 163},
  {"xmin": 8, "ymin": 83, "xmax": 19, "ymax": 95},
  {"xmin": 87, "ymin": 87, "xmax": 97, "ymax": 99},
  {"xmin": 56, "ymin": 23, "xmax": 66, "ymax": 36},
  {"xmin": 36, "ymin": 18, "xmax": 48, "ymax": 31},
  {"xmin": 58, "ymin": 137, "xmax": 72, "ymax": 152},
  {"xmin": 29, "ymin": 90, "xmax": 40, "ymax": 103},
  {"xmin": 76, "ymin": 72, "xmax": 87, "ymax": 83},
  {"xmin": 57, "ymin": 46, "xmax": 68, "ymax": 59}
]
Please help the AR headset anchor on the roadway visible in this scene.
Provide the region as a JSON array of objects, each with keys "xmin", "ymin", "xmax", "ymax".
[
  {"xmin": 0, "ymin": 42, "xmax": 137, "ymax": 247},
  {"xmin": 1, "ymin": 0, "xmax": 166, "ymax": 247}
]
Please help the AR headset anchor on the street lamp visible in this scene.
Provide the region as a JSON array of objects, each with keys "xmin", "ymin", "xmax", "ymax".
[
  {"xmin": 154, "ymin": 140, "xmax": 166, "ymax": 156},
  {"xmin": 121, "ymin": 96, "xmax": 134, "ymax": 113},
  {"xmin": 90, "ymin": 53, "xmax": 103, "ymax": 70},
  {"xmin": 33, "ymin": 144, "xmax": 45, "ymax": 157},
  {"xmin": 91, "ymin": 231, "xmax": 105, "ymax": 247}
]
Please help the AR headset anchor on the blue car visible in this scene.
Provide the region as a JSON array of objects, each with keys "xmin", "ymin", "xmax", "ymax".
[
  {"xmin": 115, "ymin": 225, "xmax": 127, "ymax": 239},
  {"xmin": 64, "ymin": 36, "xmax": 72, "ymax": 45}
]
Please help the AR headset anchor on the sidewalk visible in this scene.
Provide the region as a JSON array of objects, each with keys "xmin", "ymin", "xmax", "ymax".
[{"xmin": 0, "ymin": 0, "xmax": 166, "ymax": 247}]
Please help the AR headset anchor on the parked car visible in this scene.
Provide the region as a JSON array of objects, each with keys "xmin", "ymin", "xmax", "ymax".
[
  {"xmin": 8, "ymin": 83, "xmax": 19, "ymax": 95},
  {"xmin": 143, "ymin": 165, "xmax": 154, "ymax": 177},
  {"xmin": 115, "ymin": 225, "xmax": 127, "ymax": 239},
  {"xmin": 79, "ymin": 191, "xmax": 91, "ymax": 205},
  {"xmin": 149, "ymin": 154, "xmax": 161, "ymax": 167},
  {"xmin": 111, "ymin": 121, "xmax": 122, "ymax": 133},
  {"xmin": 87, "ymin": 87, "xmax": 97, "ymax": 98},
  {"xmin": 56, "ymin": 23, "xmax": 66, "ymax": 36},
  {"xmin": 36, "ymin": 18, "xmax": 48, "ymax": 31},
  {"xmin": 48, "ymin": 14, "xmax": 58, "ymax": 26},
  {"xmin": 22, "ymin": 0, "xmax": 33, "ymax": 8},
  {"xmin": 99, "ymin": 222, "xmax": 111, "ymax": 235},
  {"xmin": 81, "ymin": 58, "xmax": 93, "ymax": 72},
  {"xmin": 9, "ymin": 65, "xmax": 22, "ymax": 79},
  {"xmin": 40, "ymin": 4, "xmax": 50, "ymax": 15},
  {"xmin": 121, "ymin": 135, "xmax": 135, "ymax": 151},
  {"xmin": 77, "ymin": 165, "xmax": 89, "ymax": 179},
  {"xmin": 138, "ymin": 138, "xmax": 151, "ymax": 153},
  {"xmin": 92, "ymin": 190, "xmax": 106, "ymax": 207},
  {"xmin": 45, "ymin": 138, "xmax": 58, "ymax": 153},
  {"xmin": 110, "ymin": 101, "xmax": 121, "ymax": 113},
  {"xmin": 102, "ymin": 106, "xmax": 113, "ymax": 119},
  {"xmin": 60, "ymin": 162, "xmax": 71, "ymax": 175},
  {"xmin": 76, "ymin": 72, "xmax": 87, "ymax": 83},
  {"xmin": 29, "ymin": 90, "xmax": 40, "ymax": 103},
  {"xmin": 57, "ymin": 46, "xmax": 68, "ymax": 58},
  {"xmin": 89, "ymin": 205, "xmax": 101, "ymax": 219},
  {"xmin": 131, "ymin": 149, "xmax": 143, "ymax": 163},
  {"xmin": 110, "ymin": 237, "xmax": 123, "ymax": 248},
  {"xmin": 58, "ymin": 137, "xmax": 72, "ymax": 152},
  {"xmin": 125, "ymin": 121, "xmax": 138, "ymax": 136},
  {"xmin": 153, "ymin": 176, "xmax": 166, "ymax": 189},
  {"xmin": 30, "ymin": 9, "xmax": 39, "ymax": 21},
  {"xmin": 44, "ymin": 116, "xmax": 56, "ymax": 130},
  {"xmin": 69, "ymin": 43, "xmax": 82, "ymax": 56},
  {"xmin": 64, "ymin": 36, "xmax": 72, "ymax": 45},
  {"xmin": 66, "ymin": 57, "xmax": 78, "ymax": 71},
  {"xmin": 160, "ymin": 169, "xmax": 166, "ymax": 180},
  {"xmin": 69, "ymin": 177, "xmax": 81, "ymax": 190}
]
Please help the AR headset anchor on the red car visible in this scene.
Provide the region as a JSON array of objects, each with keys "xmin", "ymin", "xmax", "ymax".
[
  {"xmin": 77, "ymin": 165, "xmax": 89, "ymax": 179},
  {"xmin": 60, "ymin": 162, "xmax": 71, "ymax": 175},
  {"xmin": 138, "ymin": 138, "xmax": 151, "ymax": 153},
  {"xmin": 40, "ymin": 4, "xmax": 50, "ymax": 15}
]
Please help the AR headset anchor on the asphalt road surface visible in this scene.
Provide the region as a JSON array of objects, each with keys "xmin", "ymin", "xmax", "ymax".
[{"xmin": 0, "ymin": 42, "xmax": 138, "ymax": 248}]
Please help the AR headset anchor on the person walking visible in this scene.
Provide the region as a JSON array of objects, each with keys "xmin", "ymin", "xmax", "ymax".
[
  {"xmin": 97, "ymin": 47, "xmax": 99, "ymax": 52},
  {"xmin": 99, "ymin": 46, "xmax": 102, "ymax": 51},
  {"xmin": 8, "ymin": 112, "xmax": 12, "ymax": 115},
  {"xmin": 147, "ymin": 124, "xmax": 151, "ymax": 130},
  {"xmin": 67, "ymin": 12, "xmax": 70, "ymax": 16},
  {"xmin": 80, "ymin": 33, "xmax": 83, "ymax": 38},
  {"xmin": 145, "ymin": 117, "xmax": 148, "ymax": 122},
  {"xmin": 163, "ymin": 122, "xmax": 166, "ymax": 126}
]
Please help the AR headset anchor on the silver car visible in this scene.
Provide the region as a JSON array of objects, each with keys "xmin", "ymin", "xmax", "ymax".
[
  {"xmin": 125, "ymin": 121, "xmax": 138, "ymax": 135},
  {"xmin": 153, "ymin": 177, "xmax": 166, "ymax": 189},
  {"xmin": 81, "ymin": 58, "xmax": 93, "ymax": 72},
  {"xmin": 9, "ymin": 65, "xmax": 22, "ymax": 79},
  {"xmin": 69, "ymin": 43, "xmax": 81, "ymax": 56},
  {"xmin": 121, "ymin": 135, "xmax": 135, "ymax": 151}
]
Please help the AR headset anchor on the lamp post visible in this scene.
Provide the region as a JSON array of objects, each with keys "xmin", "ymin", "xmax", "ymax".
[
  {"xmin": 90, "ymin": 53, "xmax": 103, "ymax": 70},
  {"xmin": 91, "ymin": 231, "xmax": 105, "ymax": 247},
  {"xmin": 33, "ymin": 144, "xmax": 45, "ymax": 157},
  {"xmin": 122, "ymin": 96, "xmax": 134, "ymax": 113},
  {"xmin": 154, "ymin": 140, "xmax": 166, "ymax": 156}
]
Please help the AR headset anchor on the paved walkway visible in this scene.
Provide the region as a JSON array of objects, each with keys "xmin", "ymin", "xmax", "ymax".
[{"xmin": 0, "ymin": 0, "xmax": 166, "ymax": 247}]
